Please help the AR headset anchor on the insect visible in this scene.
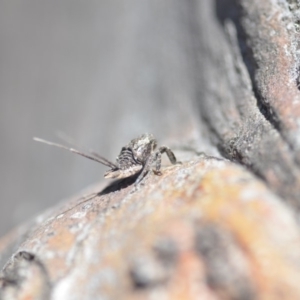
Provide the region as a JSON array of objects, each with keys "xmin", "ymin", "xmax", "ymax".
[{"xmin": 34, "ymin": 133, "xmax": 178, "ymax": 185}]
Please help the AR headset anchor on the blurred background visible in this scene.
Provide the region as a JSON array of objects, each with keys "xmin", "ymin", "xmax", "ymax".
[{"xmin": 0, "ymin": 0, "xmax": 209, "ymax": 237}]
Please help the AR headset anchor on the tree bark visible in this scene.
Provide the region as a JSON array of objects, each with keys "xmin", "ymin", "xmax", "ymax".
[
  {"xmin": 1, "ymin": 0, "xmax": 300, "ymax": 299},
  {"xmin": 193, "ymin": 0, "xmax": 300, "ymax": 208}
]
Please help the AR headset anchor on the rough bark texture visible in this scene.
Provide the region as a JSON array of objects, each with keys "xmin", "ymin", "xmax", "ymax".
[
  {"xmin": 1, "ymin": 157, "xmax": 300, "ymax": 300},
  {"xmin": 1, "ymin": 0, "xmax": 300, "ymax": 299},
  {"xmin": 194, "ymin": 0, "xmax": 300, "ymax": 208}
]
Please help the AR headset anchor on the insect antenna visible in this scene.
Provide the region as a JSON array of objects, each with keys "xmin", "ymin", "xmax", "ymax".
[
  {"xmin": 90, "ymin": 151, "xmax": 118, "ymax": 167},
  {"xmin": 33, "ymin": 137, "xmax": 117, "ymax": 168},
  {"xmin": 55, "ymin": 132, "xmax": 118, "ymax": 169}
]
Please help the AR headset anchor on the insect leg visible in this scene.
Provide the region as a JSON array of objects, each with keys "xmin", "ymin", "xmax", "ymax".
[
  {"xmin": 158, "ymin": 146, "xmax": 177, "ymax": 164},
  {"xmin": 134, "ymin": 153, "xmax": 157, "ymax": 185},
  {"xmin": 154, "ymin": 151, "xmax": 162, "ymax": 175}
]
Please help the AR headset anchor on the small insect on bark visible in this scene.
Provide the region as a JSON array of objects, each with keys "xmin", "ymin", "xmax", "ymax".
[{"xmin": 33, "ymin": 133, "xmax": 178, "ymax": 185}]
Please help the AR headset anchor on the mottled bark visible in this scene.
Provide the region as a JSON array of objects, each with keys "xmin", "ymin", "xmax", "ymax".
[
  {"xmin": 2, "ymin": 157, "xmax": 300, "ymax": 299},
  {"xmin": 194, "ymin": 0, "xmax": 300, "ymax": 208}
]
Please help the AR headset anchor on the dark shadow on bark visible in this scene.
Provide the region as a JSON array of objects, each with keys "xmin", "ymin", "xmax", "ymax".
[{"xmin": 98, "ymin": 173, "xmax": 140, "ymax": 196}]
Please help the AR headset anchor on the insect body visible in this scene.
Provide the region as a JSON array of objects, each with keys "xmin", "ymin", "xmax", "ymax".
[{"xmin": 34, "ymin": 133, "xmax": 177, "ymax": 184}]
